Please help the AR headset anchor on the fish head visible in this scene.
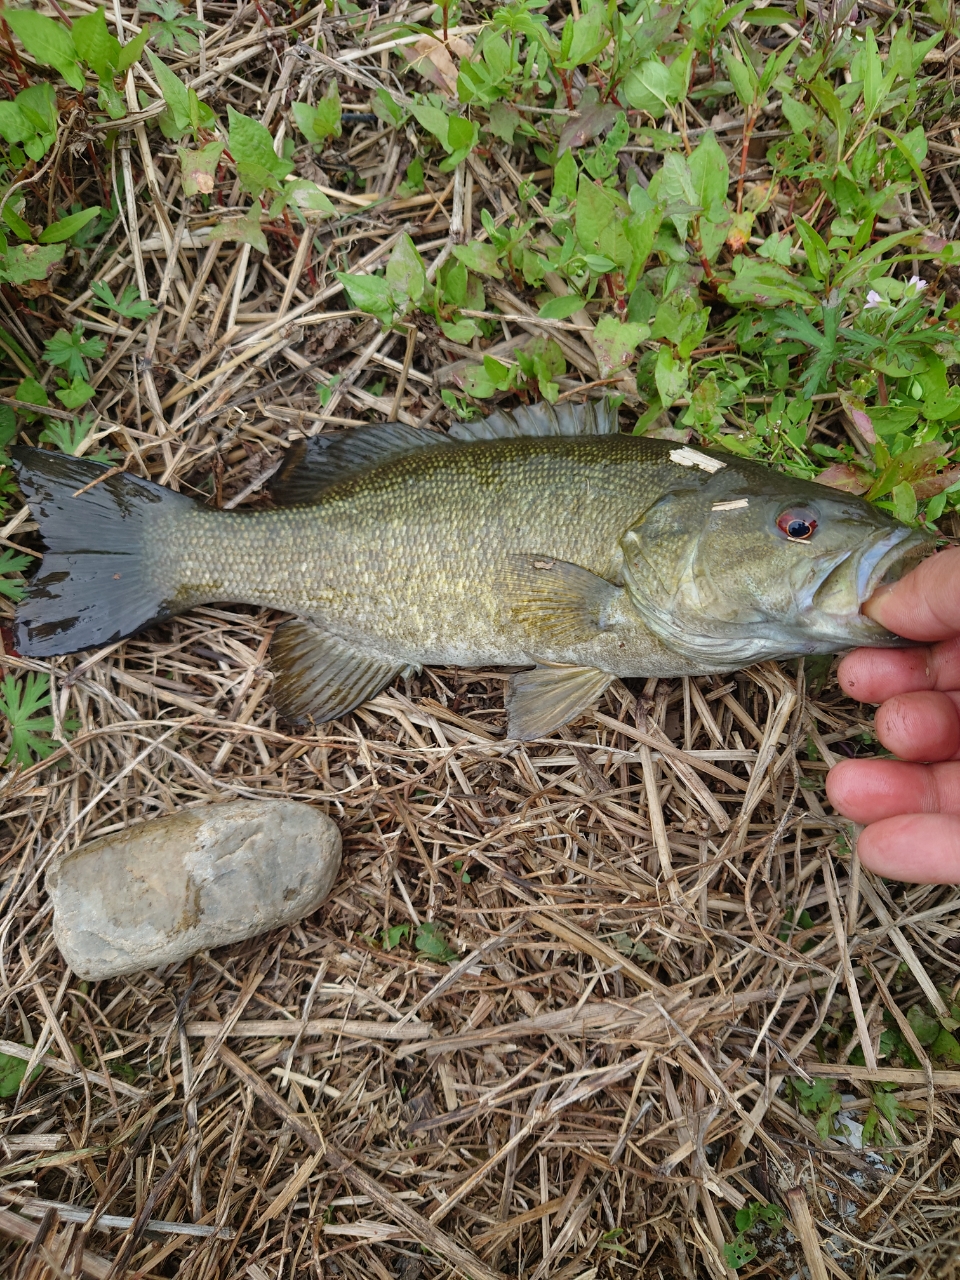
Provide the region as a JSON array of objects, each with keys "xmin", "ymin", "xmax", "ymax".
[{"xmin": 620, "ymin": 450, "xmax": 935, "ymax": 667}]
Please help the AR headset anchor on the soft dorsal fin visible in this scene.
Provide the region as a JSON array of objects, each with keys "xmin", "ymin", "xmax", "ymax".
[
  {"xmin": 450, "ymin": 397, "xmax": 618, "ymax": 443},
  {"xmin": 270, "ymin": 424, "xmax": 452, "ymax": 506}
]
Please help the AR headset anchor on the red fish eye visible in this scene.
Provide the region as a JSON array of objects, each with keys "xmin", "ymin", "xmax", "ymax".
[{"xmin": 776, "ymin": 508, "xmax": 818, "ymax": 541}]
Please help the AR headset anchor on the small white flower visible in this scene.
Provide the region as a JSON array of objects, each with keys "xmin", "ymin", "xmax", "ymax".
[
  {"xmin": 907, "ymin": 275, "xmax": 927, "ymax": 291},
  {"xmin": 864, "ymin": 290, "xmax": 884, "ymax": 309}
]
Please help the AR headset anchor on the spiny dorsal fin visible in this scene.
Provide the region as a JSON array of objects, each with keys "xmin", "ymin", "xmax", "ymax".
[
  {"xmin": 506, "ymin": 664, "xmax": 613, "ymax": 740},
  {"xmin": 271, "ymin": 617, "xmax": 411, "ymax": 724},
  {"xmin": 270, "ymin": 424, "xmax": 452, "ymax": 506},
  {"xmin": 450, "ymin": 398, "xmax": 618, "ymax": 443}
]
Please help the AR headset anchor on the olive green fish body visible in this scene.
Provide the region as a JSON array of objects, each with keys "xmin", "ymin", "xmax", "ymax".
[{"xmin": 11, "ymin": 400, "xmax": 933, "ymax": 739}]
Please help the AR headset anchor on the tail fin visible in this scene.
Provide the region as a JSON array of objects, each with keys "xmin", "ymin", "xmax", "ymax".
[{"xmin": 10, "ymin": 447, "xmax": 195, "ymax": 657}]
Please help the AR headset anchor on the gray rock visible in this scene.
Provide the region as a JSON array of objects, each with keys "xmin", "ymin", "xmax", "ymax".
[{"xmin": 47, "ymin": 800, "xmax": 341, "ymax": 980}]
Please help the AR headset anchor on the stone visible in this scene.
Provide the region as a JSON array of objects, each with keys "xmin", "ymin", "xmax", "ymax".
[{"xmin": 47, "ymin": 800, "xmax": 341, "ymax": 980}]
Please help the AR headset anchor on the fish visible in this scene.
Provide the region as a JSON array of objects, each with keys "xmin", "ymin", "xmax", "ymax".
[{"xmin": 9, "ymin": 399, "xmax": 934, "ymax": 740}]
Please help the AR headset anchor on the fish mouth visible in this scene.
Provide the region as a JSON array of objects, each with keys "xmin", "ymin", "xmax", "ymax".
[
  {"xmin": 855, "ymin": 525, "xmax": 935, "ymax": 606},
  {"xmin": 808, "ymin": 525, "xmax": 935, "ymax": 641}
]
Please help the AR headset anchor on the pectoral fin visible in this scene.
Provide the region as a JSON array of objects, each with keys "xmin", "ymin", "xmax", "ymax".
[
  {"xmin": 506, "ymin": 664, "xmax": 613, "ymax": 740},
  {"xmin": 271, "ymin": 618, "xmax": 408, "ymax": 724},
  {"xmin": 499, "ymin": 555, "xmax": 621, "ymax": 648}
]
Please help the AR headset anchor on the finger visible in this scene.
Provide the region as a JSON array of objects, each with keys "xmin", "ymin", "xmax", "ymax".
[
  {"xmin": 836, "ymin": 636, "xmax": 960, "ymax": 703},
  {"xmin": 863, "ymin": 544, "xmax": 960, "ymax": 641},
  {"xmin": 857, "ymin": 814, "xmax": 960, "ymax": 884},
  {"xmin": 837, "ymin": 647, "xmax": 936, "ymax": 703},
  {"xmin": 825, "ymin": 757, "xmax": 946, "ymax": 824},
  {"xmin": 874, "ymin": 690, "xmax": 960, "ymax": 762}
]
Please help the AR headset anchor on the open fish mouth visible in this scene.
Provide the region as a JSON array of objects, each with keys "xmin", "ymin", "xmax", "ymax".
[
  {"xmin": 807, "ymin": 525, "xmax": 935, "ymax": 640},
  {"xmin": 855, "ymin": 525, "xmax": 936, "ymax": 605}
]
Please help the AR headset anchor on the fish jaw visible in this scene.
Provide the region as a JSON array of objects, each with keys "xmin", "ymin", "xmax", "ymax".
[{"xmin": 803, "ymin": 524, "xmax": 936, "ymax": 648}]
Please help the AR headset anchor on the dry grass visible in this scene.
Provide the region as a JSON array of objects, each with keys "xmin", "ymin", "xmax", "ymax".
[{"xmin": 2, "ymin": 3, "xmax": 960, "ymax": 1278}]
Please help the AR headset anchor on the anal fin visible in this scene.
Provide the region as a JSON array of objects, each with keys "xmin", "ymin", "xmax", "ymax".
[
  {"xmin": 271, "ymin": 618, "xmax": 407, "ymax": 724},
  {"xmin": 506, "ymin": 664, "xmax": 613, "ymax": 740}
]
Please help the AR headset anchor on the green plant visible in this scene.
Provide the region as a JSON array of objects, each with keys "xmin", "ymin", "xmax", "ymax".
[
  {"xmin": 722, "ymin": 1201, "xmax": 785, "ymax": 1270},
  {"xmin": 382, "ymin": 923, "xmax": 410, "ymax": 950},
  {"xmin": 293, "ymin": 83, "xmax": 342, "ymax": 146},
  {"xmin": 414, "ymin": 920, "xmax": 458, "ymax": 964},
  {"xmin": 43, "ymin": 325, "xmax": 106, "ymax": 408},
  {"xmin": 0, "ymin": 671, "xmax": 76, "ymax": 766},
  {"xmin": 139, "ymin": 0, "xmax": 205, "ymax": 53},
  {"xmin": 785, "ymin": 1076, "xmax": 842, "ymax": 1141},
  {"xmin": 0, "ymin": 1048, "xmax": 43, "ymax": 1098},
  {"xmin": 0, "ymin": 549, "xmax": 31, "ymax": 602},
  {"xmin": 90, "ymin": 280, "xmax": 157, "ymax": 320}
]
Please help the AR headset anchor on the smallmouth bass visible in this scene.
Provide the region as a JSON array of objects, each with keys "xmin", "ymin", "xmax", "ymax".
[{"xmin": 10, "ymin": 400, "xmax": 933, "ymax": 739}]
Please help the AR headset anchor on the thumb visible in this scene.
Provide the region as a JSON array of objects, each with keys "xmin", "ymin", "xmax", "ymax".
[{"xmin": 863, "ymin": 544, "xmax": 960, "ymax": 641}]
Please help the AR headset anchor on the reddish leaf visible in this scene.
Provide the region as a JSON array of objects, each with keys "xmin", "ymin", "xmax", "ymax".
[
  {"xmin": 815, "ymin": 463, "xmax": 871, "ymax": 495},
  {"xmin": 914, "ymin": 465, "xmax": 960, "ymax": 500}
]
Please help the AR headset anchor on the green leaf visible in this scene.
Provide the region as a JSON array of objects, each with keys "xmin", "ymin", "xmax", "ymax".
[
  {"xmin": 385, "ymin": 233, "xmax": 426, "ymax": 304},
  {"xmin": 227, "ymin": 105, "xmax": 293, "ymax": 194},
  {"xmin": 0, "ymin": 672, "xmax": 63, "ymax": 765},
  {"xmin": 269, "ymin": 180, "xmax": 337, "ymax": 220},
  {"xmin": 575, "ymin": 175, "xmax": 631, "ymax": 269},
  {"xmin": 780, "ymin": 93, "xmax": 818, "ymax": 135},
  {"xmin": 0, "ymin": 1048, "xmax": 43, "ymax": 1098},
  {"xmin": 0, "ymin": 548, "xmax": 31, "ymax": 602},
  {"xmin": 337, "ymin": 272, "xmax": 394, "ymax": 322},
  {"xmin": 908, "ymin": 1005, "xmax": 940, "ymax": 1046},
  {"xmin": 655, "ymin": 344, "xmax": 689, "ymax": 403},
  {"xmin": 556, "ymin": 6, "xmax": 608, "ymax": 69},
  {"xmin": 382, "ymin": 923, "xmax": 409, "ymax": 950},
  {"xmin": 44, "ymin": 324, "xmax": 106, "ymax": 380},
  {"xmin": 5, "ymin": 9, "xmax": 84, "ymax": 91},
  {"xmin": 538, "ymin": 294, "xmax": 584, "ymax": 320},
  {"xmin": 115, "ymin": 23, "xmax": 153, "ymax": 74},
  {"xmin": 90, "ymin": 281, "xmax": 156, "ymax": 319},
  {"xmin": 55, "ymin": 376, "xmax": 97, "ymax": 409},
  {"xmin": 0, "ymin": 82, "xmax": 57, "ymax": 160},
  {"xmin": 139, "ymin": 0, "xmax": 204, "ymax": 53},
  {"xmin": 793, "ymin": 215, "xmax": 830, "ymax": 284},
  {"xmin": 178, "ymin": 141, "xmax": 223, "ymax": 197},
  {"xmin": 718, "ymin": 257, "xmax": 817, "ymax": 308},
  {"xmin": 15, "ymin": 377, "xmax": 48, "ymax": 409},
  {"xmin": 39, "ymin": 206, "xmax": 102, "ymax": 244},
  {"xmin": 723, "ymin": 47, "xmax": 758, "ymax": 107},
  {"xmin": 372, "ymin": 86, "xmax": 404, "ymax": 128},
  {"xmin": 623, "ymin": 57, "xmax": 676, "ymax": 118},
  {"xmin": 409, "ymin": 99, "xmax": 450, "ymax": 149},
  {"xmin": 38, "ymin": 413, "xmax": 96, "ymax": 455},
  {"xmin": 891, "ymin": 480, "xmax": 917, "ymax": 524},
  {"xmin": 688, "ymin": 131, "xmax": 729, "ymax": 214},
  {"xmin": 147, "ymin": 46, "xmax": 191, "ymax": 131},
  {"xmin": 0, "ymin": 243, "xmax": 65, "ymax": 286},
  {"xmin": 758, "ymin": 231, "xmax": 792, "ymax": 266},
  {"xmin": 209, "ymin": 212, "xmax": 268, "ymax": 253},
  {"xmin": 414, "ymin": 920, "xmax": 458, "ymax": 965},
  {"xmin": 292, "ymin": 82, "xmax": 342, "ymax": 146},
  {"xmin": 72, "ymin": 7, "xmax": 121, "ymax": 80},
  {"xmin": 594, "ymin": 316, "xmax": 649, "ymax": 378},
  {"xmin": 452, "ymin": 242, "xmax": 503, "ymax": 278},
  {"xmin": 1, "ymin": 200, "xmax": 33, "ymax": 241}
]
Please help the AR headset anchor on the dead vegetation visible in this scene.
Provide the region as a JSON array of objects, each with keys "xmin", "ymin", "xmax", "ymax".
[{"xmin": 1, "ymin": 1, "xmax": 960, "ymax": 1278}]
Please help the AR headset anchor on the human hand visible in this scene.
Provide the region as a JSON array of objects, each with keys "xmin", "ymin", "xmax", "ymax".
[{"xmin": 826, "ymin": 545, "xmax": 960, "ymax": 883}]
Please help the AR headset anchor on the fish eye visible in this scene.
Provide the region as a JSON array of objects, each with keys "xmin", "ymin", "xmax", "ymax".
[{"xmin": 776, "ymin": 506, "xmax": 818, "ymax": 541}]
